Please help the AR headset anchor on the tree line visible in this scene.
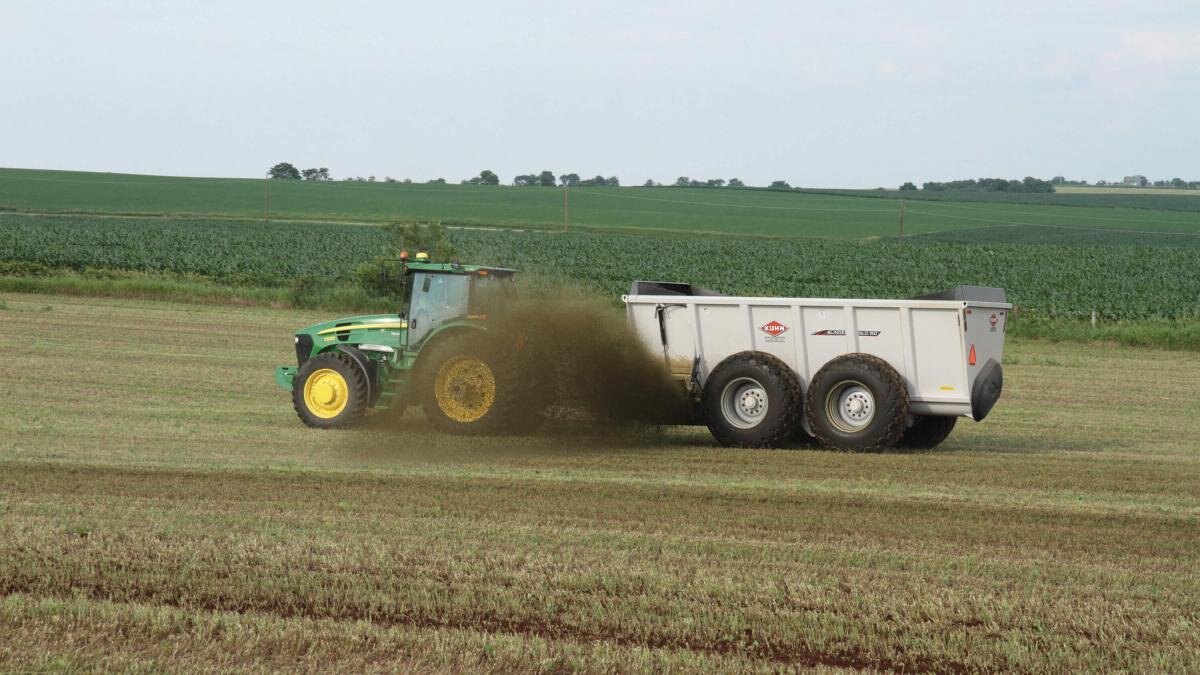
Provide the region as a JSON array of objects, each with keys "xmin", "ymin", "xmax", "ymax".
[
  {"xmin": 269, "ymin": 162, "xmax": 791, "ymax": 190},
  {"xmin": 274, "ymin": 162, "xmax": 1200, "ymax": 193},
  {"xmin": 900, "ymin": 177, "xmax": 1056, "ymax": 193}
]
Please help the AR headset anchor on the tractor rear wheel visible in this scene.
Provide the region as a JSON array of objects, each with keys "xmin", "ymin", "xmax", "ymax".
[
  {"xmin": 805, "ymin": 353, "xmax": 908, "ymax": 452},
  {"xmin": 702, "ymin": 352, "xmax": 803, "ymax": 448},
  {"xmin": 898, "ymin": 415, "xmax": 957, "ymax": 450},
  {"xmin": 292, "ymin": 351, "xmax": 369, "ymax": 428},
  {"xmin": 417, "ymin": 333, "xmax": 544, "ymax": 435}
]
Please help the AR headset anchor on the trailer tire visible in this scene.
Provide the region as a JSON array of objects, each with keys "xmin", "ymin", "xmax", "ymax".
[
  {"xmin": 416, "ymin": 332, "xmax": 544, "ymax": 435},
  {"xmin": 898, "ymin": 415, "xmax": 957, "ymax": 450},
  {"xmin": 806, "ymin": 353, "xmax": 908, "ymax": 452},
  {"xmin": 292, "ymin": 351, "xmax": 370, "ymax": 428},
  {"xmin": 702, "ymin": 352, "xmax": 803, "ymax": 448}
]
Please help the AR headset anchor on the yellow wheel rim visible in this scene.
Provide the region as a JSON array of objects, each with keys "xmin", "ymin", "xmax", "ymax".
[
  {"xmin": 303, "ymin": 368, "xmax": 350, "ymax": 419},
  {"xmin": 434, "ymin": 355, "xmax": 496, "ymax": 423}
]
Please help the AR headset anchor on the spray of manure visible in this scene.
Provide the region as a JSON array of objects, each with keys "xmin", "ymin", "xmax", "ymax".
[{"xmin": 487, "ymin": 284, "xmax": 692, "ymax": 426}]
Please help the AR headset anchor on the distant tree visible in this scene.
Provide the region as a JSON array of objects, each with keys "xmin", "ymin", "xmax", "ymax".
[
  {"xmin": 727, "ymin": 178, "xmax": 744, "ymax": 188},
  {"xmin": 302, "ymin": 168, "xmax": 319, "ymax": 180},
  {"xmin": 706, "ymin": 179, "xmax": 726, "ymax": 188},
  {"xmin": 513, "ymin": 174, "xmax": 536, "ymax": 186},
  {"xmin": 768, "ymin": 180, "xmax": 791, "ymax": 190},
  {"xmin": 1021, "ymin": 176, "xmax": 1054, "ymax": 193},
  {"xmin": 643, "ymin": 179, "xmax": 656, "ymax": 187},
  {"xmin": 559, "ymin": 173, "xmax": 580, "ymax": 187},
  {"xmin": 269, "ymin": 162, "xmax": 301, "ymax": 180},
  {"xmin": 427, "ymin": 178, "xmax": 446, "ymax": 184},
  {"xmin": 1171, "ymin": 177, "xmax": 1186, "ymax": 188},
  {"xmin": 673, "ymin": 176, "xmax": 691, "ymax": 187},
  {"xmin": 478, "ymin": 170, "xmax": 499, "ymax": 185},
  {"xmin": 606, "ymin": 176, "xmax": 620, "ymax": 187},
  {"xmin": 538, "ymin": 170, "xmax": 556, "ymax": 187},
  {"xmin": 384, "ymin": 176, "xmax": 397, "ymax": 183},
  {"xmin": 1051, "ymin": 176, "xmax": 1066, "ymax": 186},
  {"xmin": 899, "ymin": 181, "xmax": 917, "ymax": 191},
  {"xmin": 317, "ymin": 167, "xmax": 330, "ymax": 181},
  {"xmin": 367, "ymin": 176, "xmax": 376, "ymax": 182}
]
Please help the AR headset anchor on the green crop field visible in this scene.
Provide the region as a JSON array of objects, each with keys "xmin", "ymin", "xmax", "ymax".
[
  {"xmin": 4, "ymin": 213, "xmax": 1199, "ymax": 320},
  {"xmin": 1, "ymin": 293, "xmax": 1198, "ymax": 672},
  {"xmin": 5, "ymin": 167, "xmax": 1200, "ymax": 238}
]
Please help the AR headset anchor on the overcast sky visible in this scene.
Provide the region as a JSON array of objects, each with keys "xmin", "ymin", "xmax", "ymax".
[{"xmin": 2, "ymin": 1, "xmax": 1197, "ymax": 187}]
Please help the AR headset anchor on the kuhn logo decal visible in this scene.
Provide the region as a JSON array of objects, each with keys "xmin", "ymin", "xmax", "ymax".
[
  {"xmin": 759, "ymin": 320, "xmax": 790, "ymax": 337},
  {"xmin": 812, "ymin": 329, "xmax": 882, "ymax": 337}
]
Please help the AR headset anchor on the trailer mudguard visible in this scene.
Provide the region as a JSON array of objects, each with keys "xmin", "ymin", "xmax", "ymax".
[{"xmin": 970, "ymin": 359, "xmax": 1003, "ymax": 421}]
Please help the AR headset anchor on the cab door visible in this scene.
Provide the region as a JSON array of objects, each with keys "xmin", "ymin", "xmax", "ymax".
[{"xmin": 407, "ymin": 272, "xmax": 470, "ymax": 347}]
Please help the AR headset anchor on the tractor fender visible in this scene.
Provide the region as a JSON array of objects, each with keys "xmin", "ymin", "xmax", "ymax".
[
  {"xmin": 330, "ymin": 345, "xmax": 375, "ymax": 407},
  {"xmin": 411, "ymin": 322, "xmax": 487, "ymax": 362}
]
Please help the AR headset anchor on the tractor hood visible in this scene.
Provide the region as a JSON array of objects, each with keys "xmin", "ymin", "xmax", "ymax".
[
  {"xmin": 298, "ymin": 314, "xmax": 408, "ymax": 338},
  {"xmin": 295, "ymin": 314, "xmax": 408, "ymax": 356}
]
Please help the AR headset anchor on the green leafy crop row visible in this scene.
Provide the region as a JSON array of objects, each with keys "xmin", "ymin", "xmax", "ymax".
[{"xmin": 2, "ymin": 214, "xmax": 1198, "ymax": 319}]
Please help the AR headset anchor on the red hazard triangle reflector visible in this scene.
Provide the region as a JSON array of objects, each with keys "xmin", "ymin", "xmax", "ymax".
[{"xmin": 968, "ymin": 344, "xmax": 977, "ymax": 365}]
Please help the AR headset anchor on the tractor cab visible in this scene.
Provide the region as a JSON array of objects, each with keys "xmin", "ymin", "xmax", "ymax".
[{"xmin": 398, "ymin": 253, "xmax": 516, "ymax": 348}]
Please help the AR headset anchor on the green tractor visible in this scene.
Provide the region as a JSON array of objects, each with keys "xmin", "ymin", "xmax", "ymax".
[{"xmin": 274, "ymin": 252, "xmax": 541, "ymax": 433}]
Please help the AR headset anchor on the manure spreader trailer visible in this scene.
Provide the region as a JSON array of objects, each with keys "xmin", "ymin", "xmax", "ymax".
[{"xmin": 624, "ymin": 281, "xmax": 1009, "ymax": 451}]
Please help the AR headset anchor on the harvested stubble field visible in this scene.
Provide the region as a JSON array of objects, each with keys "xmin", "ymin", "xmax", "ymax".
[{"xmin": 1, "ymin": 293, "xmax": 1198, "ymax": 672}]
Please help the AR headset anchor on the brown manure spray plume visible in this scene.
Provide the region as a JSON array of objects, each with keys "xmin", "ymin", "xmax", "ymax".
[{"xmin": 488, "ymin": 284, "xmax": 692, "ymax": 426}]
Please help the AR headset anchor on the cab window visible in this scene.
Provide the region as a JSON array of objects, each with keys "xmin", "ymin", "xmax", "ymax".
[
  {"xmin": 470, "ymin": 273, "xmax": 515, "ymax": 314},
  {"xmin": 408, "ymin": 272, "xmax": 469, "ymax": 345}
]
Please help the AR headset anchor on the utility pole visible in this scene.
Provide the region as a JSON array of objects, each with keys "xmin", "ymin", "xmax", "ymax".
[
  {"xmin": 264, "ymin": 172, "xmax": 270, "ymax": 222},
  {"xmin": 898, "ymin": 199, "xmax": 905, "ymax": 240},
  {"xmin": 564, "ymin": 185, "xmax": 569, "ymax": 232}
]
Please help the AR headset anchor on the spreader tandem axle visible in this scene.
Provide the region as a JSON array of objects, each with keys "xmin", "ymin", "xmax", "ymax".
[{"xmin": 275, "ymin": 256, "xmax": 1008, "ymax": 451}]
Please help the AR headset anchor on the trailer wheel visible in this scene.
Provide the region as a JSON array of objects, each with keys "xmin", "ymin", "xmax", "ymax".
[
  {"xmin": 806, "ymin": 354, "xmax": 908, "ymax": 452},
  {"xmin": 898, "ymin": 415, "xmax": 957, "ymax": 450},
  {"xmin": 416, "ymin": 332, "xmax": 544, "ymax": 435},
  {"xmin": 292, "ymin": 351, "xmax": 370, "ymax": 428},
  {"xmin": 702, "ymin": 352, "xmax": 803, "ymax": 448}
]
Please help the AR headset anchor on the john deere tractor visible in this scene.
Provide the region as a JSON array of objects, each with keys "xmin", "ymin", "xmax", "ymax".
[{"xmin": 274, "ymin": 252, "xmax": 541, "ymax": 433}]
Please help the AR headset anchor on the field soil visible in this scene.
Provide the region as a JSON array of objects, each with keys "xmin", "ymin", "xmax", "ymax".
[{"xmin": 1, "ymin": 293, "xmax": 1198, "ymax": 671}]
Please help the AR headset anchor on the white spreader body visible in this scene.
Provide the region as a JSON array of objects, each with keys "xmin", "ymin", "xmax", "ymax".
[{"xmin": 623, "ymin": 282, "xmax": 1010, "ymax": 443}]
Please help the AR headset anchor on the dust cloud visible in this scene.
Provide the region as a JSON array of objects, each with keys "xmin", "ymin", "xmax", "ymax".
[{"xmin": 489, "ymin": 284, "xmax": 692, "ymax": 426}]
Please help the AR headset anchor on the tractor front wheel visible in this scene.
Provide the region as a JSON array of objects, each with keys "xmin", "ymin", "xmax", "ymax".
[{"xmin": 292, "ymin": 351, "xmax": 369, "ymax": 428}]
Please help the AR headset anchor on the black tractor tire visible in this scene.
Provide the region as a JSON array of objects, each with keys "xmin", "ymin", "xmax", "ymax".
[
  {"xmin": 702, "ymin": 352, "xmax": 803, "ymax": 448},
  {"xmin": 415, "ymin": 332, "xmax": 545, "ymax": 435},
  {"xmin": 805, "ymin": 353, "xmax": 909, "ymax": 452},
  {"xmin": 292, "ymin": 351, "xmax": 370, "ymax": 428},
  {"xmin": 898, "ymin": 415, "xmax": 957, "ymax": 450}
]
